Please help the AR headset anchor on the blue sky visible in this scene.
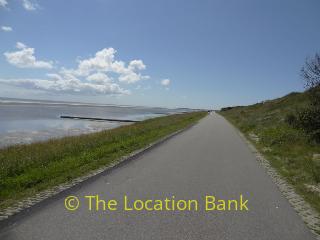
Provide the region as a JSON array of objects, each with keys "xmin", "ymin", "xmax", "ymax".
[{"xmin": 0, "ymin": 0, "xmax": 319, "ymax": 109}]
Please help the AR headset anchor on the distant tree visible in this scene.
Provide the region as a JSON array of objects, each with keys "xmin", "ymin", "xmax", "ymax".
[
  {"xmin": 301, "ymin": 53, "xmax": 320, "ymax": 108},
  {"xmin": 294, "ymin": 53, "xmax": 320, "ymax": 142},
  {"xmin": 301, "ymin": 53, "xmax": 320, "ymax": 89}
]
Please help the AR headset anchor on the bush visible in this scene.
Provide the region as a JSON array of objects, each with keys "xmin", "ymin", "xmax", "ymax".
[
  {"xmin": 308, "ymin": 86, "xmax": 320, "ymax": 107},
  {"xmin": 285, "ymin": 113, "xmax": 298, "ymax": 127},
  {"xmin": 220, "ymin": 107, "xmax": 234, "ymax": 111},
  {"xmin": 296, "ymin": 107, "xmax": 320, "ymax": 143},
  {"xmin": 285, "ymin": 87, "xmax": 320, "ymax": 143}
]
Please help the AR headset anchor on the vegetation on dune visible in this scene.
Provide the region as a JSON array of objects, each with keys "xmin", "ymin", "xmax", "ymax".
[
  {"xmin": 220, "ymin": 91, "xmax": 320, "ymax": 213},
  {"xmin": 285, "ymin": 53, "xmax": 320, "ymax": 143},
  {"xmin": 219, "ymin": 53, "xmax": 320, "ymax": 214},
  {"xmin": 0, "ymin": 111, "xmax": 207, "ymax": 210}
]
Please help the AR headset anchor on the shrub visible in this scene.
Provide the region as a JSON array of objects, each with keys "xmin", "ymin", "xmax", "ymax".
[
  {"xmin": 299, "ymin": 53, "xmax": 320, "ymax": 142},
  {"xmin": 285, "ymin": 113, "xmax": 298, "ymax": 127},
  {"xmin": 296, "ymin": 107, "xmax": 320, "ymax": 143}
]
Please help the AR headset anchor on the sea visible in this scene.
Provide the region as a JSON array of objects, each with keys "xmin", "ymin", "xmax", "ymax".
[{"xmin": 0, "ymin": 98, "xmax": 191, "ymax": 148}]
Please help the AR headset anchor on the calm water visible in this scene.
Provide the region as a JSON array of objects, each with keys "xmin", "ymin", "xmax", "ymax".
[{"xmin": 0, "ymin": 98, "xmax": 187, "ymax": 148}]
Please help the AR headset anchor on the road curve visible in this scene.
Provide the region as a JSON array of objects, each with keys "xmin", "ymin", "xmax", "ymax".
[{"xmin": 0, "ymin": 113, "xmax": 316, "ymax": 240}]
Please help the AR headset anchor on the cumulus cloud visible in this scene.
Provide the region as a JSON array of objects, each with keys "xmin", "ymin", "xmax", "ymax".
[
  {"xmin": 86, "ymin": 72, "xmax": 111, "ymax": 84},
  {"xmin": 161, "ymin": 79, "xmax": 171, "ymax": 86},
  {"xmin": 75, "ymin": 48, "xmax": 116, "ymax": 76},
  {"xmin": 1, "ymin": 26, "xmax": 12, "ymax": 32},
  {"xmin": 22, "ymin": 0, "xmax": 38, "ymax": 11},
  {"xmin": 2, "ymin": 44, "xmax": 150, "ymax": 96},
  {"xmin": 71, "ymin": 48, "xmax": 149, "ymax": 84},
  {"xmin": 4, "ymin": 42, "xmax": 53, "ymax": 69},
  {"xmin": 129, "ymin": 60, "xmax": 146, "ymax": 70},
  {"xmin": 0, "ymin": 0, "xmax": 8, "ymax": 8}
]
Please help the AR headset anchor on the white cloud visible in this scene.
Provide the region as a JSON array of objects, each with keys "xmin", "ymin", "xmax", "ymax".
[
  {"xmin": 16, "ymin": 42, "xmax": 27, "ymax": 49},
  {"xmin": 46, "ymin": 73, "xmax": 63, "ymax": 81},
  {"xmin": 0, "ymin": 0, "xmax": 8, "ymax": 8},
  {"xmin": 43, "ymin": 67, "xmax": 130, "ymax": 95},
  {"xmin": 75, "ymin": 48, "xmax": 116, "ymax": 76},
  {"xmin": 2, "ymin": 45, "xmax": 150, "ymax": 96},
  {"xmin": 1, "ymin": 26, "xmax": 12, "ymax": 32},
  {"xmin": 4, "ymin": 42, "xmax": 53, "ymax": 69},
  {"xmin": 129, "ymin": 60, "xmax": 146, "ymax": 70},
  {"xmin": 22, "ymin": 0, "xmax": 38, "ymax": 11},
  {"xmin": 0, "ymin": 77, "xmax": 129, "ymax": 95},
  {"xmin": 118, "ymin": 71, "xmax": 144, "ymax": 84},
  {"xmin": 0, "ymin": 0, "xmax": 39, "ymax": 10},
  {"xmin": 86, "ymin": 72, "xmax": 111, "ymax": 84},
  {"xmin": 71, "ymin": 48, "xmax": 148, "ymax": 84},
  {"xmin": 161, "ymin": 79, "xmax": 171, "ymax": 86}
]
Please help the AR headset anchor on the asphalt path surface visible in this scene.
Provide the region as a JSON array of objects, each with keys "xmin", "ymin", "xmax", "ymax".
[{"xmin": 0, "ymin": 113, "xmax": 316, "ymax": 239}]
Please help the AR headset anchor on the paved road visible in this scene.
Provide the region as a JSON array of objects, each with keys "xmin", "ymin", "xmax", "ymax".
[{"xmin": 0, "ymin": 113, "xmax": 316, "ymax": 240}]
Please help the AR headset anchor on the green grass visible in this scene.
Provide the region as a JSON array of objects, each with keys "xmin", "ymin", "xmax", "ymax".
[
  {"xmin": 0, "ymin": 111, "xmax": 207, "ymax": 210},
  {"xmin": 219, "ymin": 92, "xmax": 320, "ymax": 214}
]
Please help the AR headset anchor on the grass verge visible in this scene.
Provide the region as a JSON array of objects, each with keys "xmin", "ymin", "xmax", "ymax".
[
  {"xmin": 219, "ymin": 92, "xmax": 320, "ymax": 214},
  {"xmin": 0, "ymin": 111, "xmax": 207, "ymax": 210}
]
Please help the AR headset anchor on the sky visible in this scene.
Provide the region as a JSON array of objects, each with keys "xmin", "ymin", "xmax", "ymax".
[{"xmin": 0, "ymin": 0, "xmax": 320, "ymax": 109}]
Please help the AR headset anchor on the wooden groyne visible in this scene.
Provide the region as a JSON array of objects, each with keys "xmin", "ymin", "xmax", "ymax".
[{"xmin": 60, "ymin": 115, "xmax": 140, "ymax": 123}]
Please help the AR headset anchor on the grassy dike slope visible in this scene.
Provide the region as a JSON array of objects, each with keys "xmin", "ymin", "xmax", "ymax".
[
  {"xmin": 0, "ymin": 112, "xmax": 207, "ymax": 210},
  {"xmin": 219, "ymin": 92, "xmax": 320, "ymax": 213}
]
